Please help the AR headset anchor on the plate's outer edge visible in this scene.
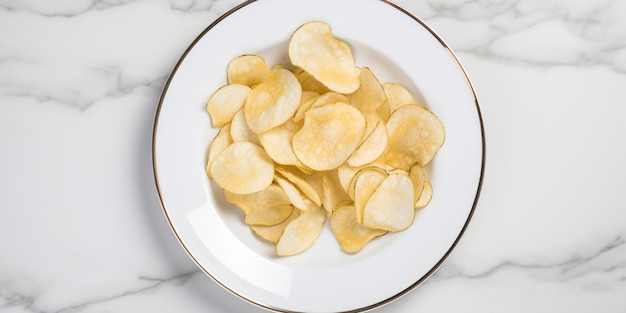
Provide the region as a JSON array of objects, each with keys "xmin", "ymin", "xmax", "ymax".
[{"xmin": 151, "ymin": 0, "xmax": 486, "ymax": 312}]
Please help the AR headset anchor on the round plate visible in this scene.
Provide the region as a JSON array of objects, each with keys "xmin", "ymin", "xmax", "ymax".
[{"xmin": 152, "ymin": 0, "xmax": 485, "ymax": 312}]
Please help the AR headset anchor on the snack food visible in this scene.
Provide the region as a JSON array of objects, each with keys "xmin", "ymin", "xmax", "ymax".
[{"xmin": 205, "ymin": 21, "xmax": 445, "ymax": 256}]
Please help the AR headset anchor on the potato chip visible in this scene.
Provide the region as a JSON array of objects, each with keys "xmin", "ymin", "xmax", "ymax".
[
  {"xmin": 415, "ymin": 180, "xmax": 433, "ymax": 209},
  {"xmin": 292, "ymin": 102, "xmax": 366, "ymax": 171},
  {"xmin": 352, "ymin": 167, "xmax": 388, "ymax": 224},
  {"xmin": 206, "ymin": 124, "xmax": 233, "ymax": 178},
  {"xmin": 276, "ymin": 199, "xmax": 326, "ymax": 256},
  {"xmin": 293, "ymin": 67, "xmax": 329, "ymax": 94},
  {"xmin": 230, "ymin": 109, "xmax": 260, "ymax": 144},
  {"xmin": 321, "ymin": 170, "xmax": 352, "ymax": 215},
  {"xmin": 210, "ymin": 141, "xmax": 274, "ymax": 194},
  {"xmin": 386, "ymin": 104, "xmax": 445, "ymax": 170},
  {"xmin": 274, "ymin": 174, "xmax": 307, "ymax": 211},
  {"xmin": 224, "ymin": 184, "xmax": 293, "ymax": 226},
  {"xmin": 408, "ymin": 164, "xmax": 426, "ymax": 206},
  {"xmin": 289, "ymin": 21, "xmax": 360, "ymax": 93},
  {"xmin": 250, "ymin": 209, "xmax": 301, "ymax": 243},
  {"xmin": 227, "ymin": 54, "xmax": 274, "ymax": 87},
  {"xmin": 275, "ymin": 166, "xmax": 322, "ymax": 207},
  {"xmin": 383, "ymin": 82, "xmax": 417, "ymax": 113},
  {"xmin": 330, "ymin": 204, "xmax": 386, "ymax": 254},
  {"xmin": 336, "ymin": 162, "xmax": 360, "ymax": 194},
  {"xmin": 347, "ymin": 117, "xmax": 388, "ymax": 167},
  {"xmin": 244, "ymin": 68, "xmax": 302, "ymax": 134},
  {"xmin": 206, "ymin": 84, "xmax": 251, "ymax": 128},
  {"xmin": 363, "ymin": 173, "xmax": 415, "ymax": 232},
  {"xmin": 258, "ymin": 118, "xmax": 302, "ymax": 166},
  {"xmin": 347, "ymin": 67, "xmax": 385, "ymax": 116}
]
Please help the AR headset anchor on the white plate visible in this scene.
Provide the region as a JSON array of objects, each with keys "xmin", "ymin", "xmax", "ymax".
[{"xmin": 152, "ymin": 0, "xmax": 484, "ymax": 312}]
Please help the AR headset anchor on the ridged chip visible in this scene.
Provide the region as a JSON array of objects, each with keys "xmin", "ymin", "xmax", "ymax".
[
  {"xmin": 227, "ymin": 54, "xmax": 274, "ymax": 87},
  {"xmin": 244, "ymin": 68, "xmax": 302, "ymax": 134},
  {"xmin": 330, "ymin": 204, "xmax": 386, "ymax": 254},
  {"xmin": 210, "ymin": 141, "xmax": 274, "ymax": 194},
  {"xmin": 292, "ymin": 102, "xmax": 366, "ymax": 171},
  {"xmin": 386, "ymin": 104, "xmax": 445, "ymax": 170},
  {"xmin": 276, "ymin": 199, "xmax": 326, "ymax": 256},
  {"xmin": 288, "ymin": 21, "xmax": 360, "ymax": 93},
  {"xmin": 206, "ymin": 84, "xmax": 251, "ymax": 128},
  {"xmin": 363, "ymin": 173, "xmax": 415, "ymax": 232}
]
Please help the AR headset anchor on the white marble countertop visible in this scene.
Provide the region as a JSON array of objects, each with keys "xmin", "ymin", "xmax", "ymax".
[{"xmin": 2, "ymin": 0, "xmax": 626, "ymax": 312}]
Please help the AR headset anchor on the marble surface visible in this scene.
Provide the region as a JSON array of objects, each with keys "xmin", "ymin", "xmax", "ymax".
[{"xmin": 1, "ymin": 0, "xmax": 626, "ymax": 312}]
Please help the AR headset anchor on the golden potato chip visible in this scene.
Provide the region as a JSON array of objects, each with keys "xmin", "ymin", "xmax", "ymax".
[
  {"xmin": 274, "ymin": 174, "xmax": 307, "ymax": 211},
  {"xmin": 347, "ymin": 67, "xmax": 385, "ymax": 116},
  {"xmin": 288, "ymin": 21, "xmax": 360, "ymax": 93},
  {"xmin": 210, "ymin": 141, "xmax": 274, "ymax": 194},
  {"xmin": 321, "ymin": 170, "xmax": 352, "ymax": 215},
  {"xmin": 258, "ymin": 118, "xmax": 302, "ymax": 166},
  {"xmin": 206, "ymin": 124, "xmax": 233, "ymax": 178},
  {"xmin": 347, "ymin": 117, "xmax": 388, "ymax": 167},
  {"xmin": 276, "ymin": 199, "xmax": 326, "ymax": 256},
  {"xmin": 383, "ymin": 82, "xmax": 417, "ymax": 113},
  {"xmin": 386, "ymin": 104, "xmax": 445, "ymax": 170},
  {"xmin": 275, "ymin": 166, "xmax": 322, "ymax": 207},
  {"xmin": 250, "ymin": 209, "xmax": 301, "ymax": 243},
  {"xmin": 352, "ymin": 167, "xmax": 388, "ymax": 224},
  {"xmin": 363, "ymin": 173, "xmax": 415, "ymax": 232},
  {"xmin": 224, "ymin": 184, "xmax": 293, "ymax": 226},
  {"xmin": 230, "ymin": 109, "xmax": 260, "ymax": 144},
  {"xmin": 293, "ymin": 67, "xmax": 329, "ymax": 94},
  {"xmin": 244, "ymin": 68, "xmax": 302, "ymax": 134},
  {"xmin": 292, "ymin": 102, "xmax": 366, "ymax": 171},
  {"xmin": 206, "ymin": 84, "xmax": 251, "ymax": 128},
  {"xmin": 330, "ymin": 204, "xmax": 386, "ymax": 254},
  {"xmin": 227, "ymin": 54, "xmax": 274, "ymax": 87},
  {"xmin": 415, "ymin": 180, "xmax": 433, "ymax": 209},
  {"xmin": 336, "ymin": 162, "xmax": 360, "ymax": 195},
  {"xmin": 408, "ymin": 164, "xmax": 426, "ymax": 205}
]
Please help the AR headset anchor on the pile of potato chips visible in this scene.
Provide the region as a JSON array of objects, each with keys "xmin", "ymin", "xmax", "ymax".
[{"xmin": 205, "ymin": 21, "xmax": 445, "ymax": 256}]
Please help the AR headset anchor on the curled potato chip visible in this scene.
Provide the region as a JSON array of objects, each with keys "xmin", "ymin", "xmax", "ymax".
[
  {"xmin": 293, "ymin": 67, "xmax": 329, "ymax": 94},
  {"xmin": 275, "ymin": 166, "xmax": 322, "ymax": 207},
  {"xmin": 224, "ymin": 184, "xmax": 293, "ymax": 226},
  {"xmin": 363, "ymin": 173, "xmax": 415, "ymax": 232},
  {"xmin": 347, "ymin": 67, "xmax": 385, "ymax": 115},
  {"xmin": 206, "ymin": 124, "xmax": 233, "ymax": 178},
  {"xmin": 321, "ymin": 170, "xmax": 352, "ymax": 215},
  {"xmin": 206, "ymin": 84, "xmax": 251, "ymax": 128},
  {"xmin": 210, "ymin": 141, "xmax": 274, "ymax": 194},
  {"xmin": 408, "ymin": 164, "xmax": 426, "ymax": 205},
  {"xmin": 330, "ymin": 204, "xmax": 386, "ymax": 254},
  {"xmin": 227, "ymin": 54, "xmax": 274, "ymax": 87},
  {"xmin": 289, "ymin": 21, "xmax": 360, "ymax": 93},
  {"xmin": 230, "ymin": 109, "xmax": 260, "ymax": 144},
  {"xmin": 276, "ymin": 199, "xmax": 326, "ymax": 256},
  {"xmin": 250, "ymin": 209, "xmax": 301, "ymax": 243},
  {"xmin": 347, "ymin": 117, "xmax": 388, "ymax": 167},
  {"xmin": 275, "ymin": 174, "xmax": 307, "ymax": 211},
  {"xmin": 292, "ymin": 102, "xmax": 366, "ymax": 171},
  {"xmin": 258, "ymin": 118, "xmax": 302, "ymax": 166},
  {"xmin": 244, "ymin": 68, "xmax": 302, "ymax": 134},
  {"xmin": 415, "ymin": 180, "xmax": 433, "ymax": 209},
  {"xmin": 352, "ymin": 167, "xmax": 388, "ymax": 224},
  {"xmin": 336, "ymin": 163, "xmax": 360, "ymax": 195},
  {"xmin": 383, "ymin": 82, "xmax": 417, "ymax": 113},
  {"xmin": 386, "ymin": 104, "xmax": 445, "ymax": 170}
]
